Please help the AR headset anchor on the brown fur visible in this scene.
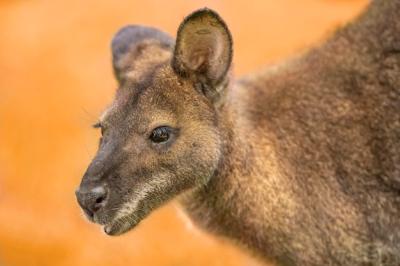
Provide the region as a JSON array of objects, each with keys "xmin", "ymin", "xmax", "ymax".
[{"xmin": 76, "ymin": 1, "xmax": 400, "ymax": 265}]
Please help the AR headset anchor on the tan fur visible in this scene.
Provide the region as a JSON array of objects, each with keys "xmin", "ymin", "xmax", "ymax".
[{"xmin": 77, "ymin": 2, "xmax": 400, "ymax": 265}]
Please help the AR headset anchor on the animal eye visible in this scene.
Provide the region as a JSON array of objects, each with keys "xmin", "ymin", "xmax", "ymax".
[{"xmin": 150, "ymin": 126, "xmax": 171, "ymax": 143}]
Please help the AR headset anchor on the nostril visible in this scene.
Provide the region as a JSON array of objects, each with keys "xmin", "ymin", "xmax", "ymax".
[
  {"xmin": 76, "ymin": 186, "xmax": 108, "ymax": 215},
  {"xmin": 95, "ymin": 195, "xmax": 105, "ymax": 204},
  {"xmin": 91, "ymin": 187, "xmax": 108, "ymax": 212},
  {"xmin": 92, "ymin": 195, "xmax": 106, "ymax": 212}
]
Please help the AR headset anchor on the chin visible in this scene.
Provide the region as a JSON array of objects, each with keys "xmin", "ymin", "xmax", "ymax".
[
  {"xmin": 79, "ymin": 208, "xmax": 137, "ymax": 236},
  {"xmin": 103, "ymin": 217, "xmax": 140, "ymax": 236},
  {"xmin": 98, "ymin": 204, "xmax": 150, "ymax": 236}
]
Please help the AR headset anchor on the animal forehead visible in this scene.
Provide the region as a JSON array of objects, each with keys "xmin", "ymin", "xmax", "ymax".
[
  {"xmin": 99, "ymin": 93, "xmax": 177, "ymax": 135},
  {"xmin": 101, "ymin": 67, "xmax": 187, "ymax": 126},
  {"xmin": 125, "ymin": 64, "xmax": 195, "ymax": 110}
]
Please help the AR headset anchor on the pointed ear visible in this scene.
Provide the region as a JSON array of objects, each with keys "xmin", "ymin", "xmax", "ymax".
[
  {"xmin": 112, "ymin": 25, "xmax": 173, "ymax": 83},
  {"xmin": 172, "ymin": 8, "xmax": 233, "ymax": 102}
]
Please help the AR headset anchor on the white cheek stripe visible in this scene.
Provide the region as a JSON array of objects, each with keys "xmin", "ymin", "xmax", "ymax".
[{"xmin": 112, "ymin": 173, "xmax": 170, "ymax": 223}]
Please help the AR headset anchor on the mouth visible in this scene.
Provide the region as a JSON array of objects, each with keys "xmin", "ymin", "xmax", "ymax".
[
  {"xmin": 79, "ymin": 180, "xmax": 173, "ymax": 236},
  {"xmin": 80, "ymin": 208, "xmax": 140, "ymax": 236},
  {"xmin": 100, "ymin": 198, "xmax": 159, "ymax": 236},
  {"xmin": 81, "ymin": 209, "xmax": 107, "ymax": 226},
  {"xmin": 103, "ymin": 215, "xmax": 141, "ymax": 236}
]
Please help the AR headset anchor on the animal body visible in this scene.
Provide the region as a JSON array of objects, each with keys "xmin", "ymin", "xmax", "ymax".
[{"xmin": 76, "ymin": 1, "xmax": 400, "ymax": 265}]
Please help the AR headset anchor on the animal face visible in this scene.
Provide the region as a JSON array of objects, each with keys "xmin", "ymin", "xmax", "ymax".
[{"xmin": 75, "ymin": 8, "xmax": 233, "ymax": 235}]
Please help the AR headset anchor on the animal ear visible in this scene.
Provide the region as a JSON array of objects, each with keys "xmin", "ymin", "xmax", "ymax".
[
  {"xmin": 112, "ymin": 25, "xmax": 173, "ymax": 83},
  {"xmin": 172, "ymin": 8, "xmax": 233, "ymax": 102}
]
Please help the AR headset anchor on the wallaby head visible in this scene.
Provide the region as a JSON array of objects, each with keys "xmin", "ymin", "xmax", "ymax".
[{"xmin": 75, "ymin": 8, "xmax": 233, "ymax": 235}]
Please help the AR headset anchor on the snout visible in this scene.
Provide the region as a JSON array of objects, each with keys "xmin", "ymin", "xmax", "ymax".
[{"xmin": 75, "ymin": 185, "xmax": 108, "ymax": 220}]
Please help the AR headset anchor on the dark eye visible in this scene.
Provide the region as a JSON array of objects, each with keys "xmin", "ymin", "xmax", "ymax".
[{"xmin": 150, "ymin": 126, "xmax": 171, "ymax": 143}]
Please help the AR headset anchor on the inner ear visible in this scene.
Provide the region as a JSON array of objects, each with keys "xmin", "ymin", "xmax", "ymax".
[
  {"xmin": 112, "ymin": 25, "xmax": 173, "ymax": 83},
  {"xmin": 172, "ymin": 8, "xmax": 233, "ymax": 88}
]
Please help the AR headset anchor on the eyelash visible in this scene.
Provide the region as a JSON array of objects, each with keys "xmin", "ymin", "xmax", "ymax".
[
  {"xmin": 92, "ymin": 122, "xmax": 102, "ymax": 128},
  {"xmin": 93, "ymin": 122, "xmax": 105, "ymax": 135}
]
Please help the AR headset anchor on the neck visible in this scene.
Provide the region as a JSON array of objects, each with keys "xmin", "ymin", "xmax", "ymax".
[
  {"xmin": 179, "ymin": 81, "xmax": 293, "ymax": 263},
  {"xmin": 179, "ymin": 81, "xmax": 253, "ymax": 222}
]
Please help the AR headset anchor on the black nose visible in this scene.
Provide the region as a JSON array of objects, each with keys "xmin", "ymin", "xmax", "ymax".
[{"xmin": 75, "ymin": 186, "xmax": 108, "ymax": 218}]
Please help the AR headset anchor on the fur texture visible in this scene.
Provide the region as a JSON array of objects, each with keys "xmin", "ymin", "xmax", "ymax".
[{"xmin": 77, "ymin": 2, "xmax": 400, "ymax": 265}]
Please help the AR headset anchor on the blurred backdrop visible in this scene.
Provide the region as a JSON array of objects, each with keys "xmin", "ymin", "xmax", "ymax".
[{"xmin": 0, "ymin": 0, "xmax": 368, "ymax": 265}]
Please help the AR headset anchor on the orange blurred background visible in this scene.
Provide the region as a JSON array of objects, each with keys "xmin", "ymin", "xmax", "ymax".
[{"xmin": 0, "ymin": 1, "xmax": 368, "ymax": 265}]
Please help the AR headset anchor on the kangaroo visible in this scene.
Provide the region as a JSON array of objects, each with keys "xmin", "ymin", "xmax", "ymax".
[{"xmin": 75, "ymin": 1, "xmax": 400, "ymax": 265}]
